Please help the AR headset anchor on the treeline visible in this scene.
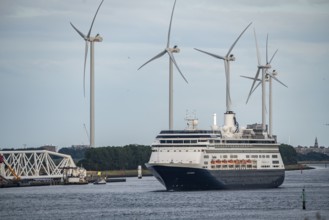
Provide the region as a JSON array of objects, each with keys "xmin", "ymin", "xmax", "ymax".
[
  {"xmin": 58, "ymin": 147, "xmax": 87, "ymax": 162},
  {"xmin": 279, "ymin": 144, "xmax": 298, "ymax": 165},
  {"xmin": 297, "ymin": 151, "xmax": 329, "ymax": 161},
  {"xmin": 76, "ymin": 145, "xmax": 151, "ymax": 170},
  {"xmin": 54, "ymin": 144, "xmax": 329, "ymax": 171}
]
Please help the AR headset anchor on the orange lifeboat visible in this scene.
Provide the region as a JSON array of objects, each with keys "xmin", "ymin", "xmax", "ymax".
[
  {"xmin": 216, "ymin": 160, "xmax": 221, "ymax": 164},
  {"xmin": 222, "ymin": 160, "xmax": 227, "ymax": 164},
  {"xmin": 228, "ymin": 159, "xmax": 234, "ymax": 164},
  {"xmin": 211, "ymin": 160, "xmax": 216, "ymax": 164}
]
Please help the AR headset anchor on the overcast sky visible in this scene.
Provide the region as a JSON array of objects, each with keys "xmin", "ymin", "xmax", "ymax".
[{"xmin": 0, "ymin": 0, "xmax": 328, "ymax": 149}]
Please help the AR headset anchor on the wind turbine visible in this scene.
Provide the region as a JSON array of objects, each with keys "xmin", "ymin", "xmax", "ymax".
[
  {"xmin": 194, "ymin": 22, "xmax": 252, "ymax": 114},
  {"xmin": 246, "ymin": 31, "xmax": 277, "ymax": 132},
  {"xmin": 70, "ymin": 0, "xmax": 104, "ymax": 147},
  {"xmin": 244, "ymin": 32, "xmax": 287, "ymax": 136},
  {"xmin": 138, "ymin": 0, "xmax": 188, "ymax": 130}
]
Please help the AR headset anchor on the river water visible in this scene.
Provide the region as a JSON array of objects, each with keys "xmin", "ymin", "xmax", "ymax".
[{"xmin": 1, "ymin": 165, "xmax": 328, "ymax": 220}]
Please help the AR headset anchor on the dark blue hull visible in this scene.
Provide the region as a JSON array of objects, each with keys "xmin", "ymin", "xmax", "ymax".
[{"xmin": 146, "ymin": 164, "xmax": 285, "ymax": 191}]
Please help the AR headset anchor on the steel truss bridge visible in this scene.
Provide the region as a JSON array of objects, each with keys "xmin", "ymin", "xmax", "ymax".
[{"xmin": 0, "ymin": 150, "xmax": 81, "ymax": 180}]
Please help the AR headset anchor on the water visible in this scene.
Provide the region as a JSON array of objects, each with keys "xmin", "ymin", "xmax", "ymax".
[{"xmin": 1, "ymin": 165, "xmax": 328, "ymax": 220}]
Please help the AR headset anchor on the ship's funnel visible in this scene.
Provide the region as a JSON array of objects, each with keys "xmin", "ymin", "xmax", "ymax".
[{"xmin": 222, "ymin": 111, "xmax": 236, "ymax": 136}]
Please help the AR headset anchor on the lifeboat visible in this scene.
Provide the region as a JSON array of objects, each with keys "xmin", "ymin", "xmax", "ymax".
[
  {"xmin": 234, "ymin": 159, "xmax": 240, "ymax": 164},
  {"xmin": 211, "ymin": 160, "xmax": 216, "ymax": 164},
  {"xmin": 246, "ymin": 159, "xmax": 252, "ymax": 163},
  {"xmin": 222, "ymin": 160, "xmax": 227, "ymax": 164},
  {"xmin": 216, "ymin": 160, "xmax": 221, "ymax": 164},
  {"xmin": 228, "ymin": 159, "xmax": 234, "ymax": 164}
]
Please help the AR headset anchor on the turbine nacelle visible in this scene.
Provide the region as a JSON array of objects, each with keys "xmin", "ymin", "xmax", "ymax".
[
  {"xmin": 227, "ymin": 54, "xmax": 235, "ymax": 61},
  {"xmin": 88, "ymin": 34, "xmax": 103, "ymax": 42},
  {"xmin": 167, "ymin": 45, "xmax": 180, "ymax": 53}
]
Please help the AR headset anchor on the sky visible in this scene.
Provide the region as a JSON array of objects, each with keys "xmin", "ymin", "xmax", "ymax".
[{"xmin": 0, "ymin": 0, "xmax": 329, "ymax": 149}]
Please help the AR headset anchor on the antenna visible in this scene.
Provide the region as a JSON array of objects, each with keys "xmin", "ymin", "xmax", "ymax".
[
  {"xmin": 70, "ymin": 0, "xmax": 104, "ymax": 147},
  {"xmin": 138, "ymin": 0, "xmax": 188, "ymax": 130},
  {"xmin": 194, "ymin": 22, "xmax": 252, "ymax": 113}
]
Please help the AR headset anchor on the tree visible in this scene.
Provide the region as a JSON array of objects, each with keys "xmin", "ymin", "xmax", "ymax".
[{"xmin": 279, "ymin": 144, "xmax": 298, "ymax": 165}]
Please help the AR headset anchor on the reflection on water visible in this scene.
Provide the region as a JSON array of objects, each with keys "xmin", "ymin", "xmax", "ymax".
[{"xmin": 1, "ymin": 165, "xmax": 328, "ymax": 220}]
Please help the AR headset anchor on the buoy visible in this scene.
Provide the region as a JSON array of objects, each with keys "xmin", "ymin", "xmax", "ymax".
[
  {"xmin": 302, "ymin": 188, "xmax": 306, "ymax": 210},
  {"xmin": 138, "ymin": 165, "xmax": 142, "ymax": 179}
]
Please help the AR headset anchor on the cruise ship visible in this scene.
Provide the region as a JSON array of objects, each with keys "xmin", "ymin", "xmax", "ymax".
[{"xmin": 146, "ymin": 111, "xmax": 285, "ymax": 190}]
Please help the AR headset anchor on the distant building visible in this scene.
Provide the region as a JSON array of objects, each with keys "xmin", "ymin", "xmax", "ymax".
[
  {"xmin": 71, "ymin": 145, "xmax": 90, "ymax": 149},
  {"xmin": 295, "ymin": 137, "xmax": 329, "ymax": 156},
  {"xmin": 314, "ymin": 137, "xmax": 319, "ymax": 148},
  {"xmin": 39, "ymin": 145, "xmax": 57, "ymax": 152}
]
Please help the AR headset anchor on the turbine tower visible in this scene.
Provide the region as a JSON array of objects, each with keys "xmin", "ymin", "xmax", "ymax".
[
  {"xmin": 70, "ymin": 0, "xmax": 104, "ymax": 147},
  {"xmin": 138, "ymin": 0, "xmax": 188, "ymax": 130},
  {"xmin": 267, "ymin": 69, "xmax": 287, "ymax": 137},
  {"xmin": 194, "ymin": 22, "xmax": 252, "ymax": 113}
]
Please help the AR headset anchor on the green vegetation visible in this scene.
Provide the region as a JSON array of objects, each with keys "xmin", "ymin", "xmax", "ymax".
[
  {"xmin": 58, "ymin": 147, "xmax": 87, "ymax": 162},
  {"xmin": 279, "ymin": 144, "xmax": 298, "ymax": 165},
  {"xmin": 57, "ymin": 143, "xmax": 328, "ymax": 171},
  {"xmin": 297, "ymin": 151, "xmax": 329, "ymax": 161},
  {"xmin": 76, "ymin": 144, "xmax": 151, "ymax": 171}
]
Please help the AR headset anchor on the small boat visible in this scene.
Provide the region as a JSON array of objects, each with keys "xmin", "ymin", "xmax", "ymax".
[
  {"xmin": 93, "ymin": 178, "xmax": 106, "ymax": 185},
  {"xmin": 106, "ymin": 178, "xmax": 126, "ymax": 183}
]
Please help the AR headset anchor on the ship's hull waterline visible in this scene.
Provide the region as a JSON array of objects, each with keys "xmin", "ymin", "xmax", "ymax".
[{"xmin": 146, "ymin": 164, "xmax": 285, "ymax": 191}]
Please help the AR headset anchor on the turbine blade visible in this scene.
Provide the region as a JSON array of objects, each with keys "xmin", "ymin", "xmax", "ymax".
[
  {"xmin": 241, "ymin": 75, "xmax": 261, "ymax": 81},
  {"xmin": 246, "ymin": 68, "xmax": 261, "ymax": 104},
  {"xmin": 167, "ymin": 51, "xmax": 188, "ymax": 84},
  {"xmin": 70, "ymin": 22, "xmax": 87, "ymax": 40},
  {"xmin": 87, "ymin": 0, "xmax": 104, "ymax": 38},
  {"xmin": 269, "ymin": 49, "xmax": 278, "ymax": 64},
  {"xmin": 272, "ymin": 75, "xmax": 288, "ymax": 88},
  {"xmin": 254, "ymin": 28, "xmax": 261, "ymax": 66},
  {"xmin": 252, "ymin": 81, "xmax": 262, "ymax": 94},
  {"xmin": 83, "ymin": 41, "xmax": 89, "ymax": 97},
  {"xmin": 167, "ymin": 0, "xmax": 177, "ymax": 48},
  {"xmin": 138, "ymin": 50, "xmax": 167, "ymax": 70},
  {"xmin": 266, "ymin": 34, "xmax": 269, "ymax": 64},
  {"xmin": 194, "ymin": 48, "xmax": 225, "ymax": 60},
  {"xmin": 226, "ymin": 22, "xmax": 252, "ymax": 57}
]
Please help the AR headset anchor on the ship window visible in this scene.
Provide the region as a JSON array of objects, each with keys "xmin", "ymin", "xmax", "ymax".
[
  {"xmin": 204, "ymin": 155, "xmax": 209, "ymax": 159},
  {"xmin": 223, "ymin": 155, "xmax": 228, "ymax": 158},
  {"xmin": 251, "ymin": 155, "xmax": 258, "ymax": 158},
  {"xmin": 272, "ymin": 161, "xmax": 279, "ymax": 164},
  {"xmin": 216, "ymin": 165, "xmax": 221, "ymax": 168},
  {"xmin": 230, "ymin": 155, "xmax": 238, "ymax": 158},
  {"xmin": 204, "ymin": 161, "xmax": 208, "ymax": 165},
  {"xmin": 273, "ymin": 165, "xmax": 279, "ymax": 168},
  {"xmin": 222, "ymin": 165, "xmax": 228, "ymax": 168},
  {"xmin": 211, "ymin": 165, "xmax": 215, "ymax": 168},
  {"xmin": 266, "ymin": 155, "xmax": 270, "ymax": 158},
  {"xmin": 247, "ymin": 165, "xmax": 252, "ymax": 168},
  {"xmin": 229, "ymin": 165, "xmax": 234, "ymax": 168},
  {"xmin": 246, "ymin": 155, "xmax": 250, "ymax": 158},
  {"xmin": 272, "ymin": 155, "xmax": 278, "ymax": 158}
]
